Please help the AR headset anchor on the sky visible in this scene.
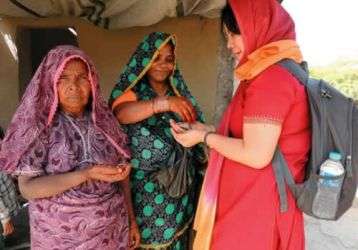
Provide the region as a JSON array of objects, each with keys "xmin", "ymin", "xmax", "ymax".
[{"xmin": 283, "ymin": 0, "xmax": 358, "ymax": 66}]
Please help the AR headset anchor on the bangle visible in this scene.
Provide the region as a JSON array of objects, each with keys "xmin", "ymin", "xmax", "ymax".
[
  {"xmin": 203, "ymin": 131, "xmax": 215, "ymax": 147},
  {"xmin": 151, "ymin": 99, "xmax": 155, "ymax": 115},
  {"xmin": 153, "ymin": 96, "xmax": 169, "ymax": 114}
]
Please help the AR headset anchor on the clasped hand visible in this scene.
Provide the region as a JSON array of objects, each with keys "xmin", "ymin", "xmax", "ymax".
[
  {"xmin": 84, "ymin": 164, "xmax": 131, "ymax": 182},
  {"xmin": 169, "ymin": 119, "xmax": 215, "ymax": 147}
]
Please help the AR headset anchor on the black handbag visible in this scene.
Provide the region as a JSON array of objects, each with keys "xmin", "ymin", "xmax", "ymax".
[{"xmin": 152, "ymin": 145, "xmax": 193, "ymax": 198}]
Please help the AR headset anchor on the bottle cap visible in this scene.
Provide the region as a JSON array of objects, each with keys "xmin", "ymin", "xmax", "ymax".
[{"xmin": 329, "ymin": 152, "xmax": 342, "ymax": 161}]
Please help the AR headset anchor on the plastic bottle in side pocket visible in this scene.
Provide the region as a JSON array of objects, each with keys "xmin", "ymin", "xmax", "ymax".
[{"xmin": 312, "ymin": 152, "xmax": 345, "ymax": 219}]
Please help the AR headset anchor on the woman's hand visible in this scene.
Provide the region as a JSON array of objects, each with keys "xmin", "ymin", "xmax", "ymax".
[
  {"xmin": 2, "ymin": 220, "xmax": 14, "ymax": 236},
  {"xmin": 168, "ymin": 96, "xmax": 196, "ymax": 122},
  {"xmin": 84, "ymin": 164, "xmax": 131, "ymax": 183},
  {"xmin": 171, "ymin": 129, "xmax": 205, "ymax": 148},
  {"xmin": 170, "ymin": 120, "xmax": 215, "ymax": 134},
  {"xmin": 190, "ymin": 121, "xmax": 215, "ymax": 132},
  {"xmin": 170, "ymin": 120, "xmax": 206, "ymax": 147},
  {"xmin": 18, "ymin": 164, "xmax": 131, "ymax": 200},
  {"xmin": 128, "ymin": 219, "xmax": 141, "ymax": 249}
]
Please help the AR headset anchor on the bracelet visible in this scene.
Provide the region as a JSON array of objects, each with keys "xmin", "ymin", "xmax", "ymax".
[
  {"xmin": 151, "ymin": 99, "xmax": 155, "ymax": 115},
  {"xmin": 153, "ymin": 96, "xmax": 169, "ymax": 114},
  {"xmin": 203, "ymin": 131, "xmax": 215, "ymax": 147}
]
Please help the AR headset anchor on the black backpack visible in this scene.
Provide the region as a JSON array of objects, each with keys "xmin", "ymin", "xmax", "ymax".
[{"xmin": 272, "ymin": 59, "xmax": 358, "ymax": 220}]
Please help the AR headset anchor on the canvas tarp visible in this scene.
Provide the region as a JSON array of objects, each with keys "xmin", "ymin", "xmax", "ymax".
[{"xmin": 0, "ymin": 0, "xmax": 225, "ymax": 29}]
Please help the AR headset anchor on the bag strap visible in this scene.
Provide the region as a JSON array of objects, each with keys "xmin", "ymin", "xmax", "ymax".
[
  {"xmin": 273, "ymin": 59, "xmax": 309, "ymax": 212},
  {"xmin": 272, "ymin": 149, "xmax": 297, "ymax": 212},
  {"xmin": 346, "ymin": 101, "xmax": 354, "ymax": 177},
  {"xmin": 278, "ymin": 59, "xmax": 309, "ymax": 86}
]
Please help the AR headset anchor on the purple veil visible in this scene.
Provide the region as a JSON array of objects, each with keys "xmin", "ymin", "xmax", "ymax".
[{"xmin": 0, "ymin": 45, "xmax": 130, "ymax": 173}]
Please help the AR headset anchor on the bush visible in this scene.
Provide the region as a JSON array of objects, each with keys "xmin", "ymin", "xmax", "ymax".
[{"xmin": 310, "ymin": 60, "xmax": 358, "ymax": 101}]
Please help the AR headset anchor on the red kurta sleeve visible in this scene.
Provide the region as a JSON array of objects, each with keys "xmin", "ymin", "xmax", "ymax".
[{"xmin": 243, "ymin": 65, "xmax": 297, "ymax": 124}]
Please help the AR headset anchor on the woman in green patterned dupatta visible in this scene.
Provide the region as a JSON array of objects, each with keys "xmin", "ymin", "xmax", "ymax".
[{"xmin": 109, "ymin": 32, "xmax": 207, "ymax": 249}]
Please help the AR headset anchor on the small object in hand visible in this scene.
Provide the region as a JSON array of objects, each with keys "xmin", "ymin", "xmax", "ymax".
[
  {"xmin": 178, "ymin": 123, "xmax": 191, "ymax": 131},
  {"xmin": 170, "ymin": 119, "xmax": 191, "ymax": 133}
]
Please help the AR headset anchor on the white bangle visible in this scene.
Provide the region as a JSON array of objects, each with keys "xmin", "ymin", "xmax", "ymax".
[
  {"xmin": 153, "ymin": 96, "xmax": 169, "ymax": 114},
  {"xmin": 203, "ymin": 131, "xmax": 215, "ymax": 147}
]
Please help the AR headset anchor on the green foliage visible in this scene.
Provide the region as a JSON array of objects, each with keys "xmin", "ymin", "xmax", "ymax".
[{"xmin": 310, "ymin": 60, "xmax": 358, "ymax": 101}]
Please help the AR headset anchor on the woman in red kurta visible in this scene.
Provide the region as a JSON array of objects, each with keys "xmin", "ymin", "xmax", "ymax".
[{"xmin": 170, "ymin": 0, "xmax": 311, "ymax": 249}]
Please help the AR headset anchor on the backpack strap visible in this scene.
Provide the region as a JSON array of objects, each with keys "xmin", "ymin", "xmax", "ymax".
[
  {"xmin": 273, "ymin": 59, "xmax": 309, "ymax": 212},
  {"xmin": 346, "ymin": 101, "xmax": 354, "ymax": 177},
  {"xmin": 272, "ymin": 150, "xmax": 287, "ymax": 212},
  {"xmin": 278, "ymin": 59, "xmax": 309, "ymax": 85}
]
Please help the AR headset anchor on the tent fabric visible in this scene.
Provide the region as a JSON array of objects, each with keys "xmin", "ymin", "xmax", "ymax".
[{"xmin": 0, "ymin": 0, "xmax": 225, "ymax": 29}]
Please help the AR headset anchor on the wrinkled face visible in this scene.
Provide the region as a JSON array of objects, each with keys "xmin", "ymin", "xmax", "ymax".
[
  {"xmin": 57, "ymin": 59, "xmax": 91, "ymax": 116},
  {"xmin": 147, "ymin": 43, "xmax": 175, "ymax": 83},
  {"xmin": 224, "ymin": 25, "xmax": 245, "ymax": 64}
]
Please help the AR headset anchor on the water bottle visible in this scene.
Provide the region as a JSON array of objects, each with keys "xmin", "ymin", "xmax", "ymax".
[
  {"xmin": 312, "ymin": 152, "xmax": 345, "ymax": 219},
  {"xmin": 319, "ymin": 152, "xmax": 345, "ymax": 187}
]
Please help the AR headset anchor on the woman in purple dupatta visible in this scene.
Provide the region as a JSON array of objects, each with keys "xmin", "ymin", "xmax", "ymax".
[{"xmin": 0, "ymin": 45, "xmax": 140, "ymax": 249}]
